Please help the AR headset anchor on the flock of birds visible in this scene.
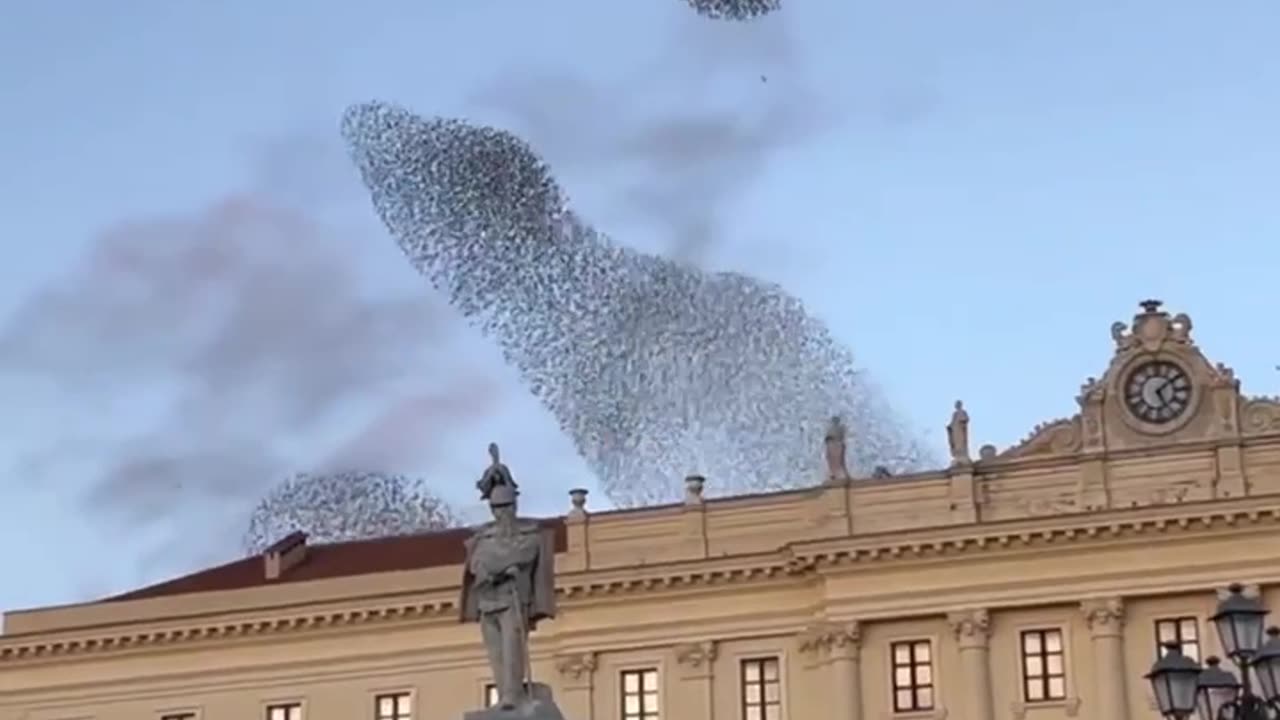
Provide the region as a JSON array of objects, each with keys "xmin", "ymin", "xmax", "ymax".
[{"xmin": 338, "ymin": 0, "xmax": 927, "ymax": 510}]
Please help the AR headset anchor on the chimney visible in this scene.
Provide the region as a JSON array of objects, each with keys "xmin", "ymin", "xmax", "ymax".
[{"xmin": 263, "ymin": 530, "xmax": 308, "ymax": 581}]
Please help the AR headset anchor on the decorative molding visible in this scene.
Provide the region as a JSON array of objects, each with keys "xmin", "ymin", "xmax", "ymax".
[
  {"xmin": 1080, "ymin": 597, "xmax": 1125, "ymax": 635},
  {"xmin": 946, "ymin": 608, "xmax": 990, "ymax": 647},
  {"xmin": 673, "ymin": 640, "xmax": 717, "ymax": 669},
  {"xmin": 1011, "ymin": 696, "xmax": 1081, "ymax": 719},
  {"xmin": 553, "ymin": 651, "xmax": 598, "ymax": 682},
  {"xmin": 6, "ymin": 502, "xmax": 1280, "ymax": 663}
]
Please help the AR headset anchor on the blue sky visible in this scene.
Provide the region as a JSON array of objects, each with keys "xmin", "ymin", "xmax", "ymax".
[{"xmin": 1, "ymin": 0, "xmax": 1278, "ymax": 615}]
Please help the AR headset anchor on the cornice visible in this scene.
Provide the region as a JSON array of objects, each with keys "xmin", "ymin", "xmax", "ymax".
[
  {"xmin": 1, "ymin": 640, "xmax": 500, "ymax": 706},
  {"xmin": 784, "ymin": 498, "xmax": 1280, "ymax": 572},
  {"xmin": 5, "ymin": 499, "xmax": 1280, "ymax": 665},
  {"xmin": 0, "ymin": 596, "xmax": 454, "ymax": 663}
]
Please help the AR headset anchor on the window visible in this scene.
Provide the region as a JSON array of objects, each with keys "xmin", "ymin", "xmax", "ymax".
[
  {"xmin": 1021, "ymin": 629, "xmax": 1067, "ymax": 702},
  {"xmin": 1156, "ymin": 617, "xmax": 1201, "ymax": 662},
  {"xmin": 161, "ymin": 715, "xmax": 196, "ymax": 720},
  {"xmin": 620, "ymin": 668, "xmax": 660, "ymax": 720},
  {"xmin": 266, "ymin": 705, "xmax": 301, "ymax": 720},
  {"xmin": 374, "ymin": 693, "xmax": 412, "ymax": 720},
  {"xmin": 740, "ymin": 657, "xmax": 782, "ymax": 720},
  {"xmin": 484, "ymin": 684, "xmax": 499, "ymax": 708},
  {"xmin": 891, "ymin": 640, "xmax": 934, "ymax": 713}
]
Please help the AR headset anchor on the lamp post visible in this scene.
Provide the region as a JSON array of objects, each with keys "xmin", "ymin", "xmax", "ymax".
[{"xmin": 1147, "ymin": 583, "xmax": 1280, "ymax": 720}]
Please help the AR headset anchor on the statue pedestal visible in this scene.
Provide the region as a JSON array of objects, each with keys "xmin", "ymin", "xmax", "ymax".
[{"xmin": 463, "ymin": 683, "xmax": 566, "ymax": 720}]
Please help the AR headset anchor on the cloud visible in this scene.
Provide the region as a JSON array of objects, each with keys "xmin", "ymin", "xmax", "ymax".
[
  {"xmin": 0, "ymin": 137, "xmax": 498, "ymax": 573},
  {"xmin": 468, "ymin": 9, "xmax": 834, "ymax": 266}
]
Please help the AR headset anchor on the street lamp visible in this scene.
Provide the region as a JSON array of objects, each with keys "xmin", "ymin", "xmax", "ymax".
[
  {"xmin": 1147, "ymin": 583, "xmax": 1280, "ymax": 720},
  {"xmin": 1147, "ymin": 642, "xmax": 1201, "ymax": 718}
]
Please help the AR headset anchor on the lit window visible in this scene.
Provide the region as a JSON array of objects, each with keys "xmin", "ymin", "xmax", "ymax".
[
  {"xmin": 266, "ymin": 704, "xmax": 301, "ymax": 720},
  {"xmin": 1155, "ymin": 617, "xmax": 1201, "ymax": 662},
  {"xmin": 485, "ymin": 683, "xmax": 499, "ymax": 708},
  {"xmin": 1021, "ymin": 629, "xmax": 1067, "ymax": 702},
  {"xmin": 891, "ymin": 640, "xmax": 934, "ymax": 713},
  {"xmin": 740, "ymin": 657, "xmax": 781, "ymax": 720},
  {"xmin": 620, "ymin": 668, "xmax": 660, "ymax": 720},
  {"xmin": 375, "ymin": 692, "xmax": 412, "ymax": 720}
]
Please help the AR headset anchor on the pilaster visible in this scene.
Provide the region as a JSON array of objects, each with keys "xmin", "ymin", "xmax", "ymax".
[
  {"xmin": 946, "ymin": 464, "xmax": 978, "ymax": 524},
  {"xmin": 563, "ymin": 489, "xmax": 590, "ymax": 572},
  {"xmin": 674, "ymin": 640, "xmax": 718, "ymax": 719},
  {"xmin": 946, "ymin": 608, "xmax": 993, "ymax": 720},
  {"xmin": 797, "ymin": 621, "xmax": 862, "ymax": 720},
  {"xmin": 1080, "ymin": 597, "xmax": 1128, "ymax": 720},
  {"xmin": 554, "ymin": 651, "xmax": 597, "ymax": 720},
  {"xmin": 682, "ymin": 476, "xmax": 709, "ymax": 559}
]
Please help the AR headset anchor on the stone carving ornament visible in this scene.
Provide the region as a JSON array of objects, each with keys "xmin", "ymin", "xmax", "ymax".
[
  {"xmin": 1080, "ymin": 597, "xmax": 1125, "ymax": 635},
  {"xmin": 946, "ymin": 608, "xmax": 990, "ymax": 645},
  {"xmin": 674, "ymin": 640, "xmax": 720, "ymax": 672},
  {"xmin": 797, "ymin": 620, "xmax": 861, "ymax": 662}
]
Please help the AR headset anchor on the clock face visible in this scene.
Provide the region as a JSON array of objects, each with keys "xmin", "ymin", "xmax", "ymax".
[{"xmin": 1124, "ymin": 360, "xmax": 1192, "ymax": 424}]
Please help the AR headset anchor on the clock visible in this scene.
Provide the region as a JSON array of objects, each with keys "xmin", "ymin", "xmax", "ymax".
[{"xmin": 1123, "ymin": 360, "xmax": 1193, "ymax": 424}]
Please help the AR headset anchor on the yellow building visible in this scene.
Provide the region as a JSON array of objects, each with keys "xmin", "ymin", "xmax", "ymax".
[{"xmin": 4, "ymin": 300, "xmax": 1280, "ymax": 720}]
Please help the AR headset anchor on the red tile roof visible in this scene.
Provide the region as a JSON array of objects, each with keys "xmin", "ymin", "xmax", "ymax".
[{"xmin": 105, "ymin": 519, "xmax": 567, "ymax": 603}]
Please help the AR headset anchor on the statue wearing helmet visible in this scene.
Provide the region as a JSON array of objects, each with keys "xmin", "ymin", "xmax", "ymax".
[{"xmin": 459, "ymin": 444, "xmax": 561, "ymax": 718}]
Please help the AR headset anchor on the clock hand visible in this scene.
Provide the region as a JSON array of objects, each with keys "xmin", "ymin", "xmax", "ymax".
[{"xmin": 1141, "ymin": 378, "xmax": 1165, "ymax": 408}]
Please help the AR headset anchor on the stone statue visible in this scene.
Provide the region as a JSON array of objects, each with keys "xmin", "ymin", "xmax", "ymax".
[
  {"xmin": 477, "ymin": 442, "xmax": 518, "ymax": 501},
  {"xmin": 459, "ymin": 444, "xmax": 564, "ymax": 720},
  {"xmin": 824, "ymin": 415, "xmax": 851, "ymax": 483},
  {"xmin": 947, "ymin": 400, "xmax": 971, "ymax": 465}
]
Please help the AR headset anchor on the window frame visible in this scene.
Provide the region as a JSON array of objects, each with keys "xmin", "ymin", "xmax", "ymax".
[
  {"xmin": 1020, "ymin": 628, "xmax": 1068, "ymax": 703},
  {"xmin": 889, "ymin": 638, "xmax": 936, "ymax": 714},
  {"xmin": 483, "ymin": 682, "xmax": 499, "ymax": 708},
  {"xmin": 263, "ymin": 702, "xmax": 304, "ymax": 720},
  {"xmin": 1154, "ymin": 616, "xmax": 1202, "ymax": 662},
  {"xmin": 618, "ymin": 666, "xmax": 662, "ymax": 720},
  {"xmin": 372, "ymin": 690, "xmax": 414, "ymax": 720},
  {"xmin": 739, "ymin": 655, "xmax": 783, "ymax": 720}
]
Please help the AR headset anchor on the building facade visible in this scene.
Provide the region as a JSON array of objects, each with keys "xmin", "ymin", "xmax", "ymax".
[{"xmin": 4, "ymin": 300, "xmax": 1280, "ymax": 720}]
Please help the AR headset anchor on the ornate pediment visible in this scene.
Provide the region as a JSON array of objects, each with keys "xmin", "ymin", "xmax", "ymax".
[
  {"xmin": 992, "ymin": 300, "xmax": 1276, "ymax": 462},
  {"xmin": 1243, "ymin": 396, "xmax": 1280, "ymax": 436},
  {"xmin": 998, "ymin": 417, "xmax": 1082, "ymax": 460}
]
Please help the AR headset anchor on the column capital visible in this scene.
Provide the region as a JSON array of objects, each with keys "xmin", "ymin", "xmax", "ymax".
[
  {"xmin": 797, "ymin": 621, "xmax": 861, "ymax": 664},
  {"xmin": 947, "ymin": 608, "xmax": 991, "ymax": 648},
  {"xmin": 1081, "ymin": 597, "xmax": 1125, "ymax": 637},
  {"xmin": 554, "ymin": 651, "xmax": 598, "ymax": 690},
  {"xmin": 673, "ymin": 640, "xmax": 718, "ymax": 680},
  {"xmin": 1217, "ymin": 583, "xmax": 1262, "ymax": 599}
]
